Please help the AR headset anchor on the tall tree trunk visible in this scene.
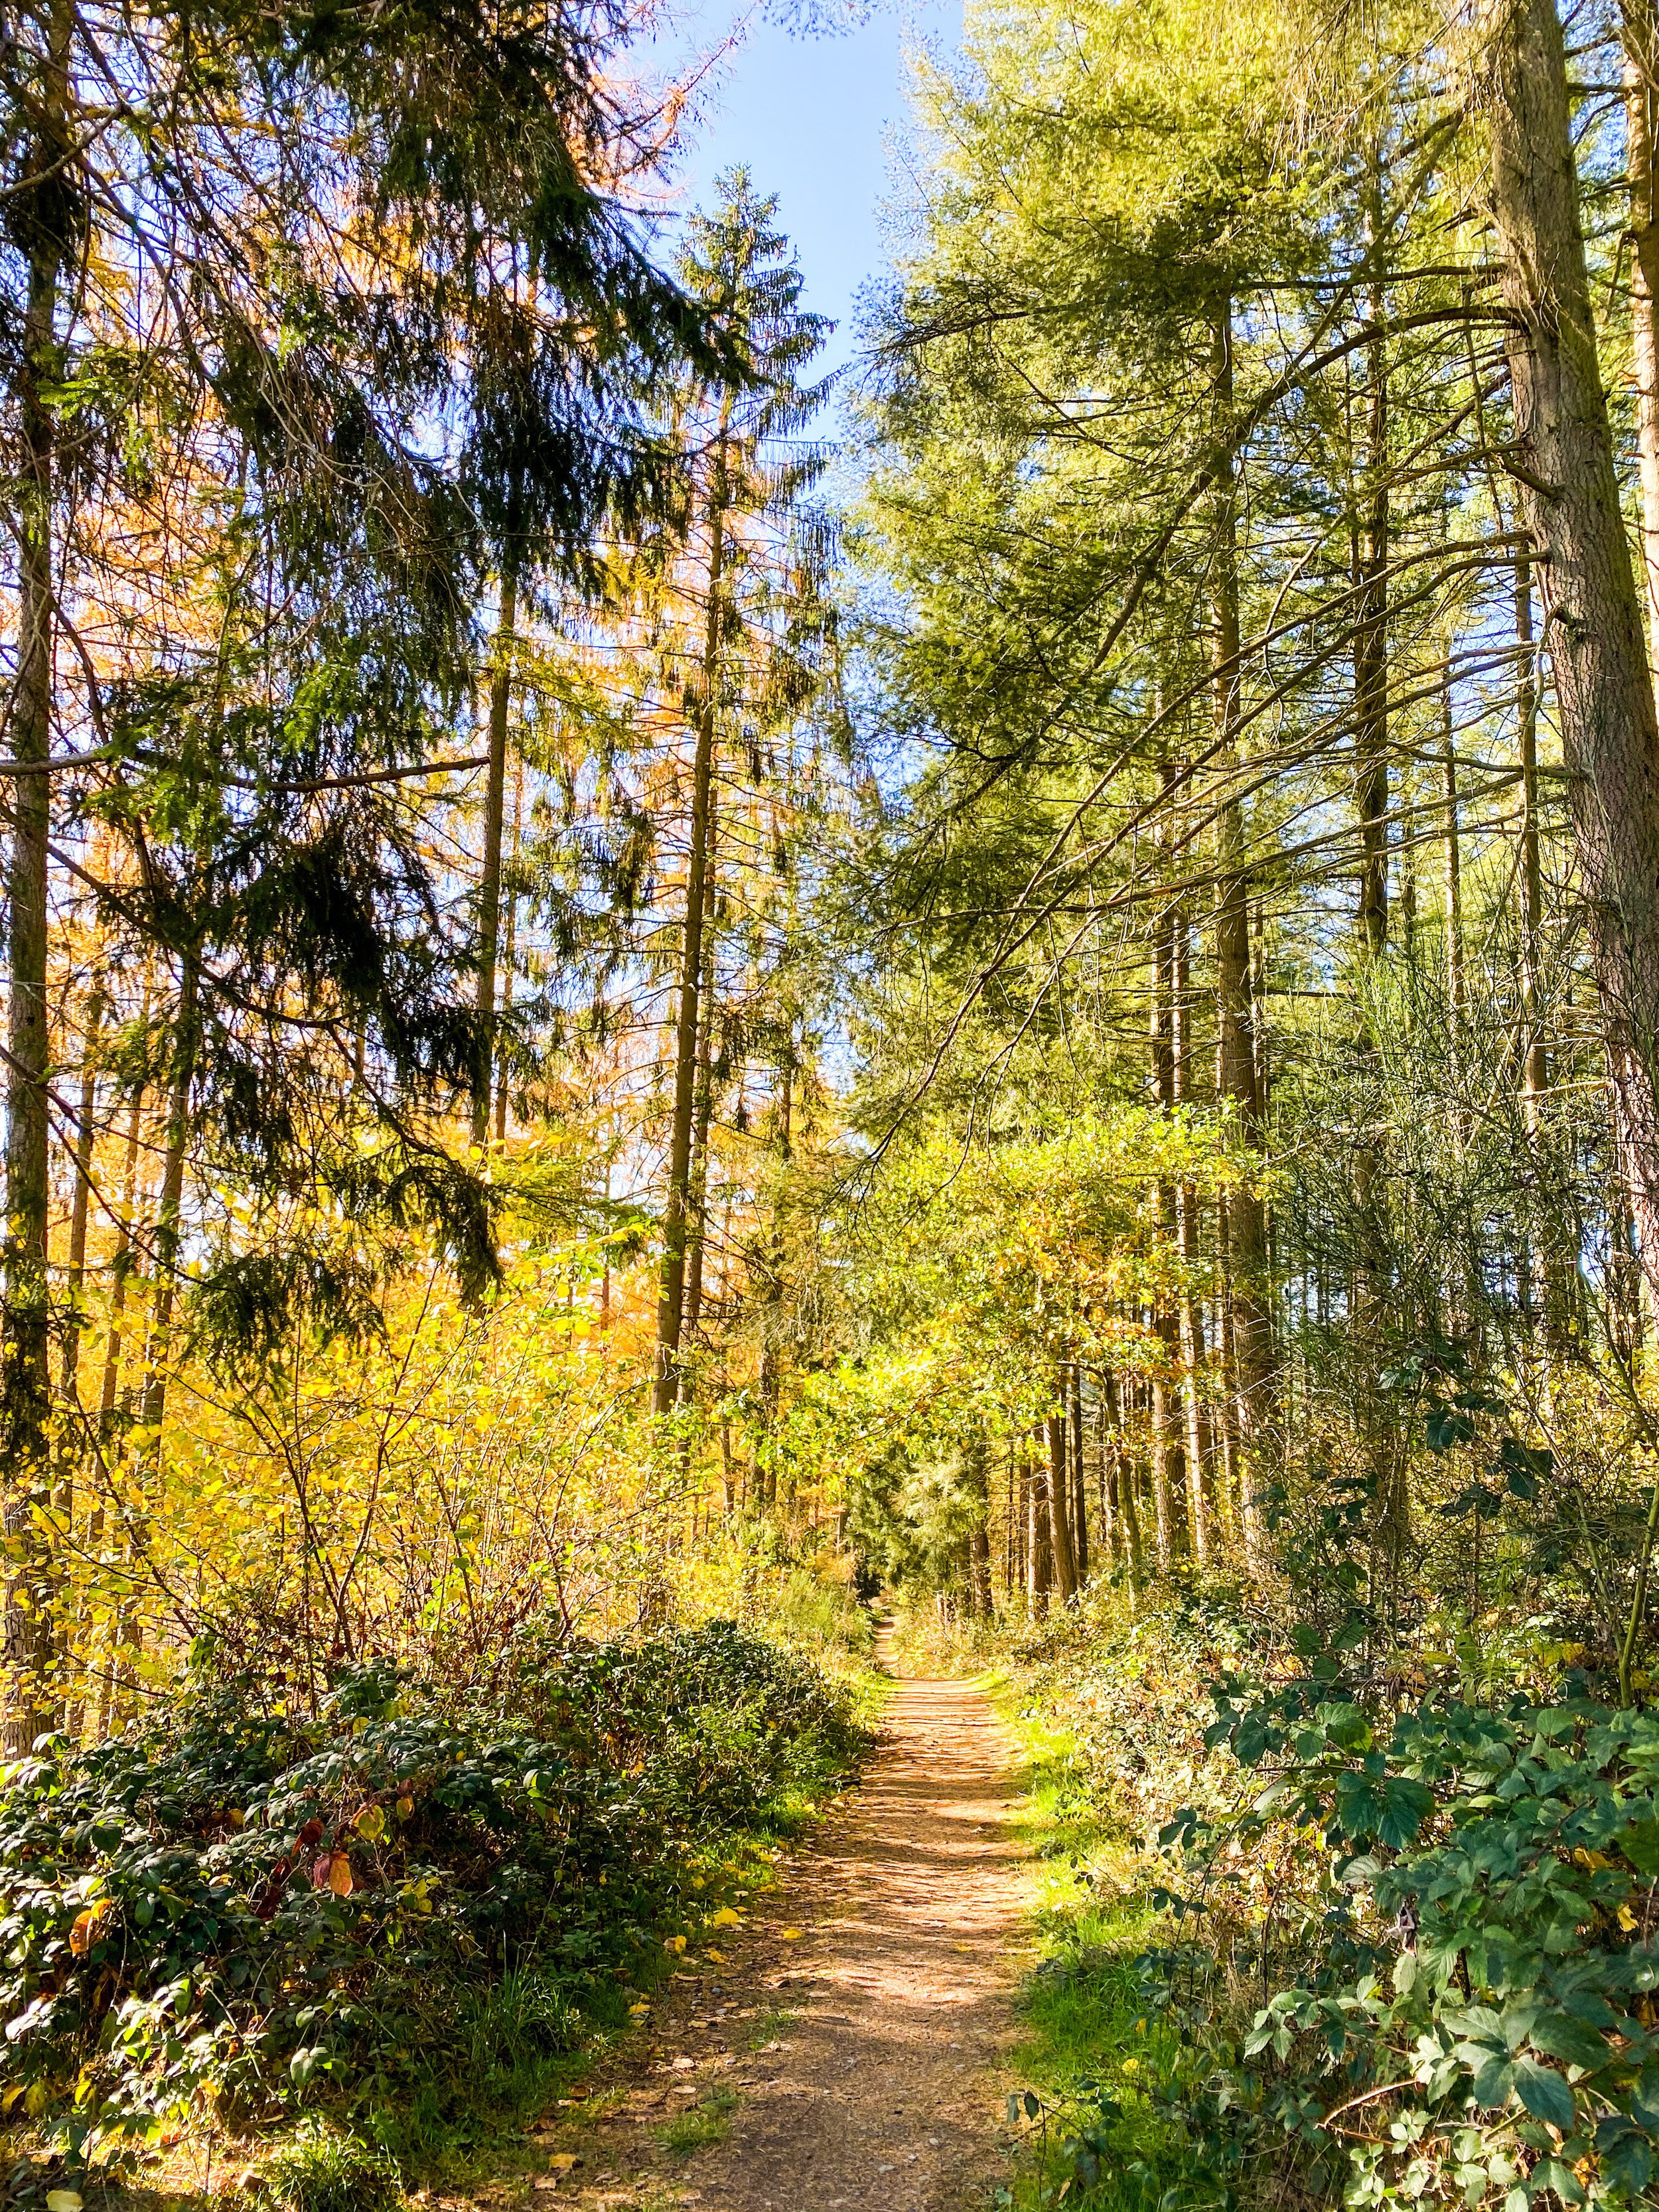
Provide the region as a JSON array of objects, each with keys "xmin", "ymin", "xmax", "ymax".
[
  {"xmin": 1443, "ymin": 686, "xmax": 1466, "ymax": 1026},
  {"xmin": 656, "ymin": 465, "xmax": 725, "ymax": 1415},
  {"xmin": 756, "ymin": 1055, "xmax": 792, "ymax": 1497},
  {"xmin": 139, "ymin": 959, "xmax": 200, "ymax": 1444},
  {"xmin": 1486, "ymin": 0, "xmax": 1659, "ymax": 1319},
  {"xmin": 1069, "ymin": 1364, "xmax": 1089, "ymax": 1582},
  {"xmin": 60, "ymin": 981, "xmax": 106, "ymax": 1402},
  {"xmin": 96, "ymin": 984, "xmax": 151, "ymax": 1438},
  {"xmin": 3, "ymin": 0, "xmax": 72, "ymax": 1752},
  {"xmin": 1108, "ymin": 1372, "xmax": 1144, "ymax": 1596},
  {"xmin": 1517, "ymin": 556, "xmax": 1546, "ymax": 1116},
  {"xmin": 1027, "ymin": 1442, "xmax": 1052, "ymax": 1618},
  {"xmin": 1149, "ymin": 776, "xmax": 1182, "ymax": 1564},
  {"xmin": 966, "ymin": 1438, "xmax": 993, "ymax": 1617},
  {"xmin": 1354, "ymin": 183, "xmax": 1390, "ymax": 969},
  {"xmin": 493, "ymin": 757, "xmax": 525, "ymax": 1145},
  {"xmin": 1046, "ymin": 1396, "xmax": 1078, "ymax": 1600},
  {"xmin": 682, "ymin": 828, "xmax": 721, "ymax": 1374},
  {"xmin": 472, "ymin": 564, "xmax": 518, "ymax": 1150},
  {"xmin": 1173, "ymin": 893, "xmax": 1212, "ymax": 1562},
  {"xmin": 1212, "ymin": 305, "xmax": 1275, "ymax": 1554},
  {"xmin": 1626, "ymin": 0, "xmax": 1659, "ymax": 678}
]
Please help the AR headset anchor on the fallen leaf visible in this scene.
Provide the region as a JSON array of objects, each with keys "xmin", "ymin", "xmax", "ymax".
[
  {"xmin": 546, "ymin": 2154, "xmax": 581, "ymax": 2173},
  {"xmin": 705, "ymin": 1948, "xmax": 726, "ymax": 1963},
  {"xmin": 664, "ymin": 1934, "xmax": 687, "ymax": 1953},
  {"xmin": 707, "ymin": 1907, "xmax": 741, "ymax": 1929},
  {"xmin": 46, "ymin": 2191, "xmax": 83, "ymax": 2211},
  {"xmin": 629, "ymin": 2002, "xmax": 651, "ymax": 2016},
  {"xmin": 780, "ymin": 1929, "xmax": 803, "ymax": 1941}
]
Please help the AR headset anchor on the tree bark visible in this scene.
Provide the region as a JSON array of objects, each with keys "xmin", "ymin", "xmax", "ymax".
[
  {"xmin": 1027, "ymin": 1441, "xmax": 1052, "ymax": 1617},
  {"xmin": 1486, "ymin": 0, "xmax": 1659, "ymax": 1315},
  {"xmin": 1626, "ymin": 0, "xmax": 1659, "ymax": 676},
  {"xmin": 472, "ymin": 564, "xmax": 517, "ymax": 1150},
  {"xmin": 1069, "ymin": 1364, "xmax": 1089, "ymax": 1582},
  {"xmin": 681, "ymin": 826, "xmax": 721, "ymax": 1373},
  {"xmin": 3, "ymin": 0, "xmax": 72, "ymax": 1752},
  {"xmin": 60, "ymin": 981, "xmax": 106, "ymax": 1402},
  {"xmin": 1443, "ymin": 686, "xmax": 1466, "ymax": 1026},
  {"xmin": 655, "ymin": 460, "xmax": 725, "ymax": 1415},
  {"xmin": 1354, "ymin": 171, "xmax": 1390, "ymax": 968},
  {"xmin": 1211, "ymin": 306, "xmax": 1275, "ymax": 1549},
  {"xmin": 493, "ymin": 757, "xmax": 524, "ymax": 1145},
  {"xmin": 1046, "ymin": 1398, "xmax": 1078, "ymax": 1600},
  {"xmin": 139, "ymin": 958, "xmax": 200, "ymax": 1444},
  {"xmin": 1173, "ymin": 894, "xmax": 1212, "ymax": 1562}
]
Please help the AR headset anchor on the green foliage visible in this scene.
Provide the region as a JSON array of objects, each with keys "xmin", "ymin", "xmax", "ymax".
[
  {"xmin": 1182, "ymin": 1688, "xmax": 1659, "ymax": 2208},
  {"xmin": 0, "ymin": 1623, "xmax": 868, "ymax": 2162},
  {"xmin": 266, "ymin": 2124, "xmax": 405, "ymax": 2212}
]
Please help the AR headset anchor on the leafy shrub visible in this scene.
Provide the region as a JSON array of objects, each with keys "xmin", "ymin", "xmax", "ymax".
[
  {"xmin": 0, "ymin": 1620, "xmax": 867, "ymax": 2161},
  {"xmin": 1171, "ymin": 1686, "xmax": 1659, "ymax": 2209}
]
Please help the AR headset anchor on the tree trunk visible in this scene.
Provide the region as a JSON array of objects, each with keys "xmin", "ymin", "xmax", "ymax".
[
  {"xmin": 3, "ymin": 0, "xmax": 72, "ymax": 1753},
  {"xmin": 1443, "ymin": 686, "xmax": 1466, "ymax": 1025},
  {"xmin": 1173, "ymin": 897, "xmax": 1212, "ymax": 1562},
  {"xmin": 1626, "ymin": 0, "xmax": 1659, "ymax": 677},
  {"xmin": 493, "ymin": 757, "xmax": 524, "ymax": 1145},
  {"xmin": 1486, "ymin": 0, "xmax": 1659, "ymax": 1321},
  {"xmin": 655, "ymin": 466, "xmax": 725, "ymax": 1415},
  {"xmin": 139, "ymin": 958, "xmax": 200, "ymax": 1444},
  {"xmin": 1046, "ymin": 1401, "xmax": 1078, "ymax": 1600},
  {"xmin": 1069, "ymin": 1364, "xmax": 1089, "ymax": 1582},
  {"xmin": 472, "ymin": 563, "xmax": 518, "ymax": 1150},
  {"xmin": 682, "ymin": 834, "xmax": 721, "ymax": 1374},
  {"xmin": 1354, "ymin": 179, "xmax": 1390, "ymax": 967},
  {"xmin": 1027, "ymin": 1443, "xmax": 1052, "ymax": 1617},
  {"xmin": 966, "ymin": 1438, "xmax": 993, "ymax": 1617},
  {"xmin": 60, "ymin": 982, "xmax": 106, "ymax": 1402}
]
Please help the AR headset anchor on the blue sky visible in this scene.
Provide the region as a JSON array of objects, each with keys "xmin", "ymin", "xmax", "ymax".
[{"xmin": 647, "ymin": 0, "xmax": 960, "ymax": 378}]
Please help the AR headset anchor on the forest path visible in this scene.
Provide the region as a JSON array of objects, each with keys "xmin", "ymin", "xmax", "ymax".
[{"xmin": 512, "ymin": 1637, "xmax": 1031, "ymax": 2212}]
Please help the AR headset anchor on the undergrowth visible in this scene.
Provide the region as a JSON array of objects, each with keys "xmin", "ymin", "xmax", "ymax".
[
  {"xmin": 981, "ymin": 1577, "xmax": 1659, "ymax": 2212},
  {"xmin": 0, "ymin": 1618, "xmax": 875, "ymax": 2197}
]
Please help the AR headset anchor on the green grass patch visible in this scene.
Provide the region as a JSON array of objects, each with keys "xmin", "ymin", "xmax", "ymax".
[
  {"xmin": 659, "ymin": 2086, "xmax": 739, "ymax": 2158},
  {"xmin": 745, "ymin": 2007, "xmax": 795, "ymax": 2051},
  {"xmin": 266, "ymin": 2124, "xmax": 404, "ymax": 2212},
  {"xmin": 988, "ymin": 1674, "xmax": 1218, "ymax": 2212}
]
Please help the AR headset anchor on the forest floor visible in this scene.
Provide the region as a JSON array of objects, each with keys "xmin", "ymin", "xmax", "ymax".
[{"xmin": 455, "ymin": 1647, "xmax": 1031, "ymax": 2212}]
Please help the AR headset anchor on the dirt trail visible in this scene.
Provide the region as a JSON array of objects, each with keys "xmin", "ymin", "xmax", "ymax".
[{"xmin": 537, "ymin": 1641, "xmax": 1031, "ymax": 2212}]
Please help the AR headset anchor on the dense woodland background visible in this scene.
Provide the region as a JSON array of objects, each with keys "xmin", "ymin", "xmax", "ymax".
[{"xmin": 13, "ymin": 0, "xmax": 1659, "ymax": 2203}]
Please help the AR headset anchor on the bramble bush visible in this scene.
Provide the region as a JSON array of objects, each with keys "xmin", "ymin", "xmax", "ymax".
[
  {"xmin": 1169, "ymin": 1685, "xmax": 1659, "ymax": 2211},
  {"xmin": 0, "ymin": 1620, "xmax": 867, "ymax": 2166}
]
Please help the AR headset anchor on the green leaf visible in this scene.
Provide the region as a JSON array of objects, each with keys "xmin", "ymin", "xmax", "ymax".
[
  {"xmin": 1512, "ymin": 2059, "xmax": 1575, "ymax": 2133},
  {"xmin": 1529, "ymin": 2010, "xmax": 1610, "ymax": 2073},
  {"xmin": 1473, "ymin": 2053, "xmax": 1516, "ymax": 2107},
  {"xmin": 1530, "ymin": 2156, "xmax": 1585, "ymax": 2205}
]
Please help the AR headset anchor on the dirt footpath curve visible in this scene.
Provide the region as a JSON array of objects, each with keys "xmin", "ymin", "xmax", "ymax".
[{"xmin": 528, "ymin": 1643, "xmax": 1031, "ymax": 2212}]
